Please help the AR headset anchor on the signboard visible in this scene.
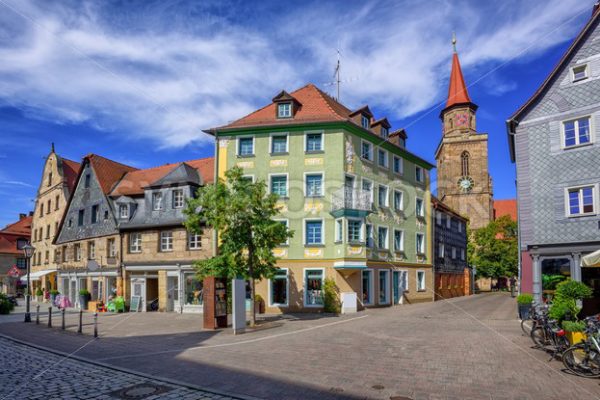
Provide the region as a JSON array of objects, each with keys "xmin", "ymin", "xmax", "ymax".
[{"xmin": 130, "ymin": 295, "xmax": 141, "ymax": 312}]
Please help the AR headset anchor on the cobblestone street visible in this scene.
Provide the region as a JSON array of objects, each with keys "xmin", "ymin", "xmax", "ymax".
[{"xmin": 1, "ymin": 293, "xmax": 599, "ymax": 400}]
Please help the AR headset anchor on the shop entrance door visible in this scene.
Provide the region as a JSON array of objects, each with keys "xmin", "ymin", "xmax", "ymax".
[
  {"xmin": 130, "ymin": 278, "xmax": 146, "ymax": 312},
  {"xmin": 166, "ymin": 276, "xmax": 177, "ymax": 312},
  {"xmin": 393, "ymin": 271, "xmax": 407, "ymax": 304}
]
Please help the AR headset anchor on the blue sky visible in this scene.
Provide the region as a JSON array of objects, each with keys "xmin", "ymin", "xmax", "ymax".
[{"xmin": 0, "ymin": 0, "xmax": 595, "ymax": 227}]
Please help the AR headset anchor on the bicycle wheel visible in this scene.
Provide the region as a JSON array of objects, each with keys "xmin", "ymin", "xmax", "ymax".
[
  {"xmin": 562, "ymin": 344, "xmax": 600, "ymax": 378},
  {"xmin": 530, "ymin": 326, "xmax": 549, "ymax": 347},
  {"xmin": 521, "ymin": 319, "xmax": 533, "ymax": 336}
]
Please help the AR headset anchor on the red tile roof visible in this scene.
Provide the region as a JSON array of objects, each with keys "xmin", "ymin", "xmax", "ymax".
[
  {"xmin": 445, "ymin": 52, "xmax": 472, "ymax": 109},
  {"xmin": 0, "ymin": 215, "xmax": 31, "ymax": 256},
  {"xmin": 61, "ymin": 158, "xmax": 81, "ymax": 192},
  {"xmin": 110, "ymin": 157, "xmax": 215, "ymax": 197},
  {"xmin": 493, "ymin": 199, "xmax": 517, "ymax": 221},
  {"xmin": 86, "ymin": 154, "xmax": 138, "ymax": 194},
  {"xmin": 2, "ymin": 215, "xmax": 32, "ymax": 236}
]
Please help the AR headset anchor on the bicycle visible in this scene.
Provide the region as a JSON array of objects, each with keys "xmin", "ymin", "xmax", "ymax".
[
  {"xmin": 530, "ymin": 316, "xmax": 570, "ymax": 360},
  {"xmin": 562, "ymin": 315, "xmax": 600, "ymax": 378},
  {"xmin": 521, "ymin": 303, "xmax": 547, "ymax": 336}
]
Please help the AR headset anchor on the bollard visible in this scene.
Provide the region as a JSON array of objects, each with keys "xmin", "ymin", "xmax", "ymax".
[
  {"xmin": 77, "ymin": 310, "xmax": 83, "ymax": 334},
  {"xmin": 93, "ymin": 312, "xmax": 98, "ymax": 338},
  {"xmin": 47, "ymin": 307, "xmax": 52, "ymax": 328},
  {"xmin": 61, "ymin": 308, "xmax": 66, "ymax": 330},
  {"xmin": 35, "ymin": 304, "xmax": 40, "ymax": 325}
]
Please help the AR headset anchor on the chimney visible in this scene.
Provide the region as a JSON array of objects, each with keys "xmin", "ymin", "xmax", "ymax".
[
  {"xmin": 29, "ymin": 211, "xmax": 34, "ymax": 217},
  {"xmin": 19, "ymin": 213, "xmax": 26, "ymax": 220}
]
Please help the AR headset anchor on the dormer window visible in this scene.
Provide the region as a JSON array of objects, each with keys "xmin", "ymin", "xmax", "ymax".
[
  {"xmin": 572, "ymin": 64, "xmax": 588, "ymax": 82},
  {"xmin": 361, "ymin": 115, "xmax": 370, "ymax": 129},
  {"xmin": 152, "ymin": 192, "xmax": 163, "ymax": 210},
  {"xmin": 278, "ymin": 103, "xmax": 292, "ymax": 118},
  {"xmin": 119, "ymin": 204, "xmax": 129, "ymax": 219},
  {"xmin": 381, "ymin": 127, "xmax": 389, "ymax": 139}
]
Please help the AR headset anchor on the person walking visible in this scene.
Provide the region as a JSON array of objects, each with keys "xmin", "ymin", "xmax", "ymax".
[{"xmin": 510, "ymin": 276, "xmax": 517, "ymax": 298}]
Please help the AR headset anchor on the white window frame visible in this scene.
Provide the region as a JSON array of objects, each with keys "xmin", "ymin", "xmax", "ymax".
[
  {"xmin": 416, "ymin": 197, "xmax": 425, "ymax": 217},
  {"xmin": 415, "ymin": 166, "xmax": 425, "ymax": 183},
  {"xmin": 303, "ymin": 268, "xmax": 325, "ymax": 308},
  {"xmin": 393, "ymin": 155, "xmax": 403, "ymax": 175},
  {"xmin": 335, "ymin": 218, "xmax": 343, "ymax": 243},
  {"xmin": 565, "ymin": 184, "xmax": 598, "ymax": 217},
  {"xmin": 88, "ymin": 241, "xmax": 95, "ymax": 260},
  {"xmin": 571, "ymin": 64, "xmax": 589, "ymax": 82},
  {"xmin": 119, "ymin": 204, "xmax": 129, "ymax": 219},
  {"xmin": 241, "ymin": 174, "xmax": 255, "ymax": 183},
  {"xmin": 347, "ymin": 218, "xmax": 363, "ymax": 243},
  {"xmin": 188, "ymin": 231, "xmax": 202, "ymax": 250},
  {"xmin": 416, "ymin": 270, "xmax": 426, "ymax": 292},
  {"xmin": 377, "ymin": 148, "xmax": 388, "ymax": 168},
  {"xmin": 107, "ymin": 238, "xmax": 116, "ymax": 258},
  {"xmin": 236, "ymin": 135, "xmax": 255, "ymax": 156},
  {"xmin": 416, "ymin": 233, "xmax": 425, "ymax": 255},
  {"xmin": 360, "ymin": 140, "xmax": 373, "ymax": 162},
  {"xmin": 274, "ymin": 219, "xmax": 290, "ymax": 245},
  {"xmin": 393, "ymin": 189, "xmax": 404, "ymax": 211},
  {"xmin": 304, "ymin": 218, "xmax": 324, "ymax": 245},
  {"xmin": 160, "ymin": 231, "xmax": 173, "ymax": 252},
  {"xmin": 152, "ymin": 192, "xmax": 163, "ymax": 211},
  {"xmin": 277, "ymin": 103, "xmax": 292, "ymax": 118},
  {"xmin": 561, "ymin": 116, "xmax": 593, "ymax": 149},
  {"xmin": 75, "ymin": 244, "xmax": 81, "ymax": 261},
  {"xmin": 269, "ymin": 133, "xmax": 289, "ymax": 154},
  {"xmin": 361, "ymin": 178, "xmax": 374, "ymax": 205},
  {"xmin": 172, "ymin": 189, "xmax": 184, "ymax": 209},
  {"xmin": 436, "ymin": 211, "xmax": 442, "ymax": 225},
  {"xmin": 458, "ymin": 221, "xmax": 463, "ymax": 233},
  {"xmin": 269, "ymin": 173, "xmax": 289, "ymax": 198},
  {"xmin": 361, "ymin": 269, "xmax": 374, "ymax": 305},
  {"xmin": 446, "ymin": 215, "xmax": 452, "ymax": 229},
  {"xmin": 304, "ymin": 172, "xmax": 324, "ymax": 197},
  {"xmin": 438, "ymin": 243, "xmax": 445, "ymax": 258},
  {"xmin": 129, "ymin": 233, "xmax": 142, "ymax": 253},
  {"xmin": 268, "ymin": 268, "xmax": 289, "ymax": 307},
  {"xmin": 361, "ymin": 114, "xmax": 370, "ymax": 129},
  {"xmin": 378, "ymin": 184, "xmax": 389, "ymax": 208},
  {"xmin": 461, "ymin": 248, "xmax": 466, "ymax": 261},
  {"xmin": 377, "ymin": 225, "xmax": 389, "ymax": 250},
  {"xmin": 304, "ymin": 131, "xmax": 324, "ymax": 152},
  {"xmin": 393, "ymin": 229, "xmax": 404, "ymax": 252},
  {"xmin": 378, "ymin": 269, "xmax": 391, "ymax": 305},
  {"xmin": 451, "ymin": 247, "xmax": 457, "ymax": 259},
  {"xmin": 381, "ymin": 127, "xmax": 389, "ymax": 139}
]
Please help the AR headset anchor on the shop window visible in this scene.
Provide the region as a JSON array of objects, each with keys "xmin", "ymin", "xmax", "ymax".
[
  {"xmin": 304, "ymin": 269, "xmax": 324, "ymax": 306},
  {"xmin": 362, "ymin": 270, "xmax": 373, "ymax": 305},
  {"xmin": 541, "ymin": 258, "xmax": 571, "ymax": 293},
  {"xmin": 270, "ymin": 269, "xmax": 288, "ymax": 306},
  {"xmin": 184, "ymin": 273, "xmax": 203, "ymax": 306},
  {"xmin": 379, "ymin": 270, "xmax": 390, "ymax": 304}
]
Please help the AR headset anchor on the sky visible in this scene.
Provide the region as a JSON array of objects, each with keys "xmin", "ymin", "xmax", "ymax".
[{"xmin": 0, "ymin": 0, "xmax": 595, "ymax": 227}]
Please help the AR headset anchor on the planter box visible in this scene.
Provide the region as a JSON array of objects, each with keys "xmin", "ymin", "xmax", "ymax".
[
  {"xmin": 566, "ymin": 331, "xmax": 586, "ymax": 345},
  {"xmin": 518, "ymin": 304, "xmax": 532, "ymax": 320}
]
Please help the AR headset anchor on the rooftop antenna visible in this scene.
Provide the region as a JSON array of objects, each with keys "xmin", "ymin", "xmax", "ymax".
[{"xmin": 333, "ymin": 49, "xmax": 341, "ymax": 101}]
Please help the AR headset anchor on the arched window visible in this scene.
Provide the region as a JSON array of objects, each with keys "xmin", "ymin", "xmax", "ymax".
[{"xmin": 461, "ymin": 151, "xmax": 470, "ymax": 176}]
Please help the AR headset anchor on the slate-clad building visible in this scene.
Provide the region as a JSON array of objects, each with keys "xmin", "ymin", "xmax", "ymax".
[{"xmin": 507, "ymin": 4, "xmax": 600, "ymax": 315}]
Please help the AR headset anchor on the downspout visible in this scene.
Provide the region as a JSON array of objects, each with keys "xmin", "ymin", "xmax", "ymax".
[
  {"xmin": 213, "ymin": 129, "xmax": 219, "ymax": 259},
  {"xmin": 507, "ymin": 118, "xmax": 523, "ymax": 294}
]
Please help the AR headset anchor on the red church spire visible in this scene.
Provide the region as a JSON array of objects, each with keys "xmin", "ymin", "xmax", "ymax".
[{"xmin": 445, "ymin": 34, "xmax": 472, "ymax": 109}]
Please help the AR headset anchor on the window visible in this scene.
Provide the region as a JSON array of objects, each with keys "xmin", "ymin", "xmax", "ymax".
[
  {"xmin": 461, "ymin": 248, "xmax": 466, "ymax": 261},
  {"xmin": 436, "ymin": 211, "xmax": 442, "ymax": 225},
  {"xmin": 119, "ymin": 204, "xmax": 129, "ymax": 219},
  {"xmin": 458, "ymin": 221, "xmax": 463, "ymax": 233},
  {"xmin": 379, "ymin": 270, "xmax": 390, "ymax": 304},
  {"xmin": 152, "ymin": 192, "xmax": 163, "ymax": 210},
  {"xmin": 416, "ymin": 233, "xmax": 425, "ymax": 255},
  {"xmin": 361, "ymin": 141, "xmax": 373, "ymax": 161},
  {"xmin": 129, "ymin": 233, "xmax": 142, "ymax": 253},
  {"xmin": 45, "ymin": 251, "xmax": 49, "ymax": 264},
  {"xmin": 39, "ymin": 203, "xmax": 43, "ymax": 217},
  {"xmin": 184, "ymin": 273, "xmax": 203, "ymax": 306},
  {"xmin": 362, "ymin": 179, "xmax": 373, "ymax": 204},
  {"xmin": 306, "ymin": 133, "xmax": 323, "ymax": 152},
  {"xmin": 271, "ymin": 134, "xmax": 288, "ymax": 153},
  {"xmin": 347, "ymin": 219, "xmax": 362, "ymax": 242},
  {"xmin": 270, "ymin": 174, "xmax": 288, "ymax": 197},
  {"xmin": 362, "ymin": 270, "xmax": 373, "ymax": 305},
  {"xmin": 377, "ymin": 149, "xmax": 388, "ymax": 168},
  {"xmin": 381, "ymin": 127, "xmax": 389, "ymax": 139},
  {"xmin": 160, "ymin": 231, "xmax": 173, "ymax": 252},
  {"xmin": 74, "ymin": 244, "xmax": 81, "ymax": 261},
  {"xmin": 335, "ymin": 219, "xmax": 343, "ymax": 243},
  {"xmin": 378, "ymin": 185, "xmax": 388, "ymax": 207},
  {"xmin": 238, "ymin": 137, "xmax": 254, "ymax": 156},
  {"xmin": 91, "ymin": 205, "xmax": 99, "ymax": 224},
  {"xmin": 188, "ymin": 231, "xmax": 202, "ymax": 250},
  {"xmin": 305, "ymin": 269, "xmax": 324, "ymax": 306},
  {"xmin": 417, "ymin": 271, "xmax": 426, "ymax": 291},
  {"xmin": 173, "ymin": 189, "xmax": 184, "ymax": 209},
  {"xmin": 270, "ymin": 269, "xmax": 288, "ymax": 306},
  {"xmin": 78, "ymin": 210, "xmax": 84, "ymax": 226},
  {"xmin": 16, "ymin": 258, "xmax": 26, "ymax": 269},
  {"xmin": 415, "ymin": 166, "xmax": 424, "ymax": 183},
  {"xmin": 416, "ymin": 198, "xmax": 424, "ymax": 217},
  {"xmin": 572, "ymin": 64, "xmax": 588, "ymax": 82},
  {"xmin": 451, "ymin": 247, "xmax": 457, "ymax": 259},
  {"xmin": 305, "ymin": 220, "xmax": 323, "ymax": 245},
  {"xmin": 438, "ymin": 243, "xmax": 445, "ymax": 258},
  {"xmin": 394, "ymin": 230, "xmax": 404, "ymax": 252},
  {"xmin": 446, "ymin": 215, "xmax": 452, "ymax": 229},
  {"xmin": 461, "ymin": 151, "xmax": 470, "ymax": 176},
  {"xmin": 107, "ymin": 238, "xmax": 116, "ymax": 257},
  {"xmin": 48, "ymin": 172, "xmax": 53, "ymax": 187},
  {"xmin": 366, "ymin": 224, "xmax": 374, "ymax": 248},
  {"xmin": 62, "ymin": 246, "xmax": 68, "ymax": 262},
  {"xmin": 54, "ymin": 222, "xmax": 58, "ymax": 237},
  {"xmin": 377, "ymin": 226, "xmax": 388, "ymax": 249},
  {"xmin": 361, "ymin": 114, "xmax": 370, "ymax": 129},
  {"xmin": 55, "ymin": 195, "xmax": 59, "ymax": 210},
  {"xmin": 393, "ymin": 156, "xmax": 403, "ymax": 174},
  {"xmin": 563, "ymin": 117, "xmax": 591, "ymax": 148},
  {"xmin": 567, "ymin": 186, "xmax": 596, "ymax": 216},
  {"xmin": 88, "ymin": 241, "xmax": 95, "ymax": 260},
  {"xmin": 393, "ymin": 190, "xmax": 403, "ymax": 211},
  {"xmin": 84, "ymin": 174, "xmax": 91, "ymax": 188},
  {"xmin": 47, "ymin": 200, "xmax": 51, "ymax": 214},
  {"xmin": 68, "ymin": 219, "xmax": 72, "ymax": 228},
  {"xmin": 305, "ymin": 173, "xmax": 323, "ymax": 197},
  {"xmin": 46, "ymin": 225, "xmax": 50, "ymax": 239},
  {"xmin": 277, "ymin": 103, "xmax": 292, "ymax": 118}
]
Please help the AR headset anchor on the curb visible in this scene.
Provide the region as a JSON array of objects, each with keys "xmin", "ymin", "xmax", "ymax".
[{"xmin": 0, "ymin": 333, "xmax": 261, "ymax": 400}]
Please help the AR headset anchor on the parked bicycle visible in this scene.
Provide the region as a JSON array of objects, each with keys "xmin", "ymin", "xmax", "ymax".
[
  {"xmin": 530, "ymin": 315, "xmax": 570, "ymax": 360},
  {"xmin": 562, "ymin": 315, "xmax": 600, "ymax": 378},
  {"xmin": 521, "ymin": 303, "xmax": 548, "ymax": 336}
]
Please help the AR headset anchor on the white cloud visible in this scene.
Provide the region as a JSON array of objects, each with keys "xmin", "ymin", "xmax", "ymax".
[{"xmin": 0, "ymin": 0, "xmax": 591, "ymax": 148}]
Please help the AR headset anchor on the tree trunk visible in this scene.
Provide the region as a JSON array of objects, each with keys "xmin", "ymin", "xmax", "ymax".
[
  {"xmin": 249, "ymin": 277, "xmax": 256, "ymax": 327},
  {"xmin": 248, "ymin": 235, "xmax": 256, "ymax": 327}
]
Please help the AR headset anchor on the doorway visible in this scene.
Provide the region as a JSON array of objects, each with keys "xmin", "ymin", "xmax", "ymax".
[
  {"xmin": 130, "ymin": 277, "xmax": 145, "ymax": 312},
  {"xmin": 393, "ymin": 270, "xmax": 407, "ymax": 305}
]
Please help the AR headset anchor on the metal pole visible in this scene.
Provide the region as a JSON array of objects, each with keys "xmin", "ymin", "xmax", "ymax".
[
  {"xmin": 35, "ymin": 304, "xmax": 40, "ymax": 325},
  {"xmin": 61, "ymin": 308, "xmax": 65, "ymax": 330},
  {"xmin": 77, "ymin": 309, "xmax": 82, "ymax": 334},
  {"xmin": 93, "ymin": 312, "xmax": 98, "ymax": 338},
  {"xmin": 47, "ymin": 307, "xmax": 52, "ymax": 328},
  {"xmin": 24, "ymin": 256, "xmax": 31, "ymax": 323}
]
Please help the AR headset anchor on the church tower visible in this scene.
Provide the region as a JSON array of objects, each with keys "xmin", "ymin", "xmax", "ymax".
[{"xmin": 435, "ymin": 37, "xmax": 493, "ymax": 230}]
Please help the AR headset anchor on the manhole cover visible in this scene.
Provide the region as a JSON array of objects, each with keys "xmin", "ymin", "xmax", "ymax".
[{"xmin": 111, "ymin": 383, "xmax": 172, "ymax": 399}]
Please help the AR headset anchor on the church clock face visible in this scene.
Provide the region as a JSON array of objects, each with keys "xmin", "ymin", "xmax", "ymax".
[
  {"xmin": 457, "ymin": 176, "xmax": 474, "ymax": 192},
  {"xmin": 455, "ymin": 113, "xmax": 469, "ymax": 127}
]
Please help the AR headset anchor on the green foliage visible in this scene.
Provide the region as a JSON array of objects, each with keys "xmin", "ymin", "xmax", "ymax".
[
  {"xmin": 322, "ymin": 278, "xmax": 341, "ymax": 314},
  {"xmin": 0, "ymin": 293, "xmax": 15, "ymax": 315},
  {"xmin": 562, "ymin": 320, "xmax": 586, "ymax": 332},
  {"xmin": 35, "ymin": 288, "xmax": 43, "ymax": 296},
  {"xmin": 79, "ymin": 289, "xmax": 90, "ymax": 296},
  {"xmin": 548, "ymin": 298, "xmax": 576, "ymax": 322},
  {"xmin": 254, "ymin": 294, "xmax": 263, "ymax": 303},
  {"xmin": 555, "ymin": 280, "xmax": 593, "ymax": 300},
  {"xmin": 516, "ymin": 293, "xmax": 533, "ymax": 305},
  {"xmin": 542, "ymin": 274, "xmax": 567, "ymax": 290},
  {"xmin": 468, "ymin": 215, "xmax": 518, "ymax": 279},
  {"xmin": 548, "ymin": 280, "xmax": 593, "ymax": 323}
]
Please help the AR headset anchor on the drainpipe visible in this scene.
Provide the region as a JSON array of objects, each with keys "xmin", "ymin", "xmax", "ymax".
[
  {"xmin": 507, "ymin": 118, "xmax": 523, "ymax": 295},
  {"xmin": 212, "ymin": 129, "xmax": 219, "ymax": 259}
]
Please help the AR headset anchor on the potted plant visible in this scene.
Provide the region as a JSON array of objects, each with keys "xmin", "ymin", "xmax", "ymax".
[
  {"xmin": 79, "ymin": 289, "xmax": 91, "ymax": 310},
  {"xmin": 548, "ymin": 280, "xmax": 593, "ymax": 345},
  {"xmin": 0, "ymin": 293, "xmax": 15, "ymax": 315},
  {"xmin": 50, "ymin": 289, "xmax": 59, "ymax": 304},
  {"xmin": 516, "ymin": 293, "xmax": 533, "ymax": 319},
  {"xmin": 35, "ymin": 288, "xmax": 44, "ymax": 303},
  {"xmin": 562, "ymin": 320, "xmax": 587, "ymax": 345},
  {"xmin": 254, "ymin": 294, "xmax": 265, "ymax": 315}
]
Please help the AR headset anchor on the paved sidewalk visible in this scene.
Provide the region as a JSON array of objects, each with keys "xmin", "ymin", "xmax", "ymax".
[{"xmin": 1, "ymin": 293, "xmax": 599, "ymax": 400}]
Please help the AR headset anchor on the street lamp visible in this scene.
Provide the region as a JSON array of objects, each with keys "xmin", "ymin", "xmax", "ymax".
[{"xmin": 22, "ymin": 243, "xmax": 35, "ymax": 323}]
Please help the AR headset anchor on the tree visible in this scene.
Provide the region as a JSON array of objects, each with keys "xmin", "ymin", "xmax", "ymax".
[
  {"xmin": 184, "ymin": 166, "xmax": 293, "ymax": 326},
  {"xmin": 468, "ymin": 215, "xmax": 518, "ymax": 279}
]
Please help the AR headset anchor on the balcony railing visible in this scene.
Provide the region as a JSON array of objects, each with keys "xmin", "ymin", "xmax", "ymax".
[{"xmin": 331, "ymin": 188, "xmax": 373, "ymax": 216}]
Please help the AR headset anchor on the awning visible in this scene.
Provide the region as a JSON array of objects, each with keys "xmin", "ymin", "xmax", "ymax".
[
  {"xmin": 21, "ymin": 270, "xmax": 56, "ymax": 281},
  {"xmin": 582, "ymin": 249, "xmax": 600, "ymax": 267}
]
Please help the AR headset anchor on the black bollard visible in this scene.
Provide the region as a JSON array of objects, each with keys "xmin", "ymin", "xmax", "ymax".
[
  {"xmin": 77, "ymin": 310, "xmax": 82, "ymax": 334},
  {"xmin": 35, "ymin": 304, "xmax": 40, "ymax": 325},
  {"xmin": 61, "ymin": 308, "xmax": 65, "ymax": 330},
  {"xmin": 93, "ymin": 312, "xmax": 98, "ymax": 338},
  {"xmin": 47, "ymin": 307, "xmax": 52, "ymax": 328}
]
